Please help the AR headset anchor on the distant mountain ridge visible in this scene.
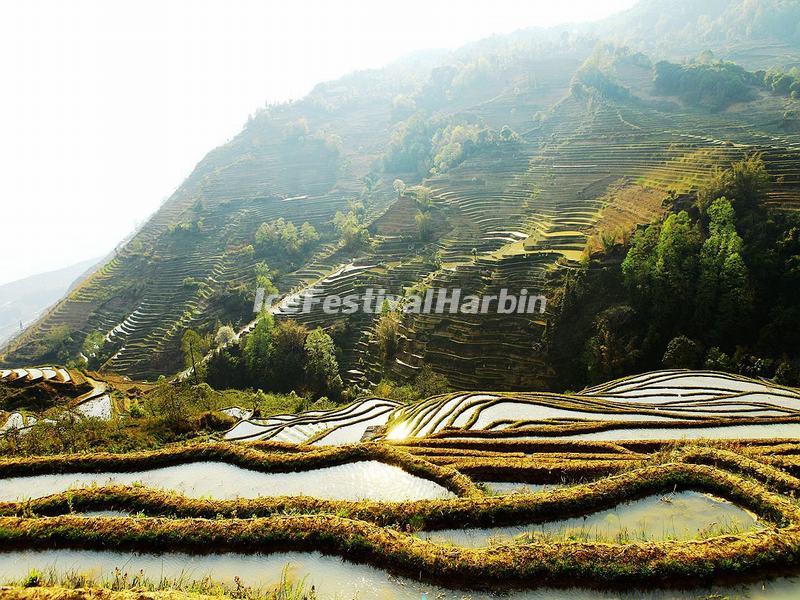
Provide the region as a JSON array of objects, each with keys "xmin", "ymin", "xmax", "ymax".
[
  {"xmin": 0, "ymin": 258, "xmax": 99, "ymax": 346},
  {"xmin": 584, "ymin": 0, "xmax": 800, "ymax": 69}
]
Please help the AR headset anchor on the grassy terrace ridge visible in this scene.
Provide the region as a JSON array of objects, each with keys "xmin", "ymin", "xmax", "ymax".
[
  {"xmin": 2, "ymin": 437, "xmax": 800, "ymax": 586},
  {"xmin": 0, "ymin": 459, "xmax": 798, "ymax": 588},
  {"xmin": 0, "ymin": 459, "xmax": 788, "ymax": 527}
]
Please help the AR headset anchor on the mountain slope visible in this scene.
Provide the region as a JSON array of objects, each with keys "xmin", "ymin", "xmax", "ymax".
[
  {"xmin": 585, "ymin": 0, "xmax": 800, "ymax": 69},
  {"xmin": 0, "ymin": 258, "xmax": 98, "ymax": 346},
  {"xmin": 3, "ymin": 0, "xmax": 800, "ymax": 388}
]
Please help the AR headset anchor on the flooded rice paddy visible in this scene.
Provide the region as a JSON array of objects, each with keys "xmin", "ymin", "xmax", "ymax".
[
  {"xmin": 0, "ymin": 549, "xmax": 797, "ymax": 599},
  {"xmin": 418, "ymin": 491, "xmax": 760, "ymax": 546},
  {"xmin": 0, "ymin": 460, "xmax": 455, "ymax": 502}
]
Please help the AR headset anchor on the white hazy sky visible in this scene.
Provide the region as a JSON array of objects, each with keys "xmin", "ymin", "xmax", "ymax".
[{"xmin": 0, "ymin": 0, "xmax": 635, "ymax": 285}]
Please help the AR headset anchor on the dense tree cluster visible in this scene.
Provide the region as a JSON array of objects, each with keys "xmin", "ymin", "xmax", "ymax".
[
  {"xmin": 759, "ymin": 67, "xmax": 800, "ymax": 99},
  {"xmin": 333, "ymin": 201, "xmax": 370, "ymax": 251},
  {"xmin": 572, "ymin": 66, "xmax": 630, "ymax": 100},
  {"xmin": 550, "ymin": 156, "xmax": 800, "ymax": 387},
  {"xmin": 653, "ymin": 60, "xmax": 757, "ymax": 111},
  {"xmin": 383, "ymin": 113, "xmax": 520, "ymax": 176},
  {"xmin": 205, "ymin": 313, "xmax": 342, "ymax": 398},
  {"xmin": 254, "ymin": 218, "xmax": 319, "ymax": 256}
]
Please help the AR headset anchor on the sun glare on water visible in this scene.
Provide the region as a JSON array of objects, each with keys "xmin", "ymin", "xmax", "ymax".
[{"xmin": 385, "ymin": 421, "xmax": 413, "ymax": 440}]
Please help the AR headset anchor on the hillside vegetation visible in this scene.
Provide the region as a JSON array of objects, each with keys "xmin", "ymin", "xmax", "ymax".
[{"xmin": 2, "ymin": 1, "xmax": 800, "ymax": 399}]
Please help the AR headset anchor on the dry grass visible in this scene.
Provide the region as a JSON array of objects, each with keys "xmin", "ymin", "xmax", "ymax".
[{"xmin": 1, "ymin": 444, "xmax": 800, "ymax": 588}]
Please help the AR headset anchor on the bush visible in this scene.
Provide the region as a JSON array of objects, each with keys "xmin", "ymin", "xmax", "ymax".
[
  {"xmin": 197, "ymin": 410, "xmax": 237, "ymax": 432},
  {"xmin": 774, "ymin": 361, "xmax": 798, "ymax": 387},
  {"xmin": 375, "ymin": 311, "xmax": 401, "ymax": 364},
  {"xmin": 414, "ymin": 366, "xmax": 449, "ymax": 398},
  {"xmin": 662, "ymin": 335, "xmax": 702, "ymax": 369},
  {"xmin": 255, "ymin": 218, "xmax": 319, "ymax": 256},
  {"xmin": 704, "ymin": 347, "xmax": 734, "ymax": 372}
]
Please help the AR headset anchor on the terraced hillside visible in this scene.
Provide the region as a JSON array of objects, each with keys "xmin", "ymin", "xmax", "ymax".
[
  {"xmin": 3, "ymin": 29, "xmax": 800, "ymax": 392},
  {"xmin": 0, "ymin": 41, "xmax": 596, "ymax": 381}
]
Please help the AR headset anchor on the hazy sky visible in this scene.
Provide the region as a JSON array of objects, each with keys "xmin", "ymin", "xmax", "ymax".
[{"xmin": 0, "ymin": 0, "xmax": 636, "ymax": 285}]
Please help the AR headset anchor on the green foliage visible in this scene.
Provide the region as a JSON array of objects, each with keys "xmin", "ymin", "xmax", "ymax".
[
  {"xmin": 384, "ymin": 112, "xmax": 518, "ymax": 176},
  {"xmin": 205, "ymin": 343, "xmax": 245, "ymax": 390},
  {"xmin": 697, "ymin": 155, "xmax": 769, "ymax": 213},
  {"xmin": 374, "ymin": 366, "xmax": 449, "ymax": 403},
  {"xmin": 571, "ymin": 47, "xmax": 633, "ymax": 100},
  {"xmin": 392, "ymin": 178, "xmax": 406, "ymax": 199},
  {"xmin": 761, "ymin": 67, "xmax": 800, "ymax": 98},
  {"xmin": 413, "ymin": 365, "xmax": 450, "ymax": 398},
  {"xmin": 0, "ymin": 412, "xmax": 155, "ymax": 456},
  {"xmin": 182, "ymin": 276, "xmax": 201, "ymax": 289},
  {"xmin": 214, "ymin": 325, "xmax": 236, "ymax": 347},
  {"xmin": 774, "ymin": 360, "xmax": 799, "ymax": 386},
  {"xmin": 181, "ymin": 329, "xmax": 210, "ymax": 377},
  {"xmin": 662, "ymin": 335, "xmax": 702, "ymax": 369},
  {"xmin": 168, "ymin": 219, "xmax": 204, "ymax": 235},
  {"xmin": 333, "ymin": 207, "xmax": 370, "ymax": 251},
  {"xmin": 653, "ymin": 59, "xmax": 757, "ymax": 111},
  {"xmin": 704, "ymin": 346, "xmax": 734, "ymax": 371},
  {"xmin": 146, "ymin": 380, "xmax": 202, "ymax": 433},
  {"xmin": 383, "ymin": 112, "xmax": 438, "ymax": 174},
  {"xmin": 374, "ymin": 311, "xmax": 401, "ymax": 364},
  {"xmin": 128, "ymin": 400, "xmax": 144, "ymax": 418},
  {"xmin": 254, "ymin": 262, "xmax": 277, "ymax": 296},
  {"xmin": 41, "ymin": 324, "xmax": 73, "ymax": 362},
  {"xmin": 207, "ymin": 316, "xmax": 342, "ymax": 397},
  {"xmin": 271, "ymin": 320, "xmax": 309, "ymax": 392},
  {"xmin": 304, "ymin": 328, "xmax": 341, "ymax": 396},
  {"xmin": 431, "ymin": 122, "xmax": 518, "ymax": 175},
  {"xmin": 552, "ymin": 154, "xmax": 800, "ymax": 386},
  {"xmin": 81, "ymin": 331, "xmax": 105, "ymax": 359},
  {"xmin": 415, "ymin": 211, "xmax": 434, "ymax": 242},
  {"xmin": 585, "ymin": 305, "xmax": 643, "ymax": 383},
  {"xmin": 696, "ymin": 197, "xmax": 752, "ymax": 342},
  {"xmin": 572, "ymin": 66, "xmax": 629, "ymax": 100},
  {"xmin": 23, "ymin": 569, "xmax": 42, "ymax": 588},
  {"xmin": 243, "ymin": 311, "xmax": 276, "ymax": 382},
  {"xmin": 255, "ymin": 218, "xmax": 319, "ymax": 256},
  {"xmin": 622, "ymin": 211, "xmax": 701, "ymax": 326}
]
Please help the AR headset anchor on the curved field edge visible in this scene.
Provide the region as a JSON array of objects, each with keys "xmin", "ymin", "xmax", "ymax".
[
  {"xmin": 0, "ymin": 442, "xmax": 479, "ymax": 499},
  {"xmin": 0, "ymin": 509, "xmax": 798, "ymax": 588},
  {"xmin": 0, "ymin": 462, "xmax": 792, "ymax": 530}
]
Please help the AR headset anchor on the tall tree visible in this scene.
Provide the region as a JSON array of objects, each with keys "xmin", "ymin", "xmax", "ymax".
[
  {"xmin": 304, "ymin": 328, "xmax": 340, "ymax": 395},
  {"xmin": 271, "ymin": 320, "xmax": 309, "ymax": 391},
  {"xmin": 243, "ymin": 312, "xmax": 275, "ymax": 388}
]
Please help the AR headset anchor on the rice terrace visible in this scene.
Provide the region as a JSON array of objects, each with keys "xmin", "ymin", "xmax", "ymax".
[{"xmin": 4, "ymin": 0, "xmax": 800, "ymax": 598}]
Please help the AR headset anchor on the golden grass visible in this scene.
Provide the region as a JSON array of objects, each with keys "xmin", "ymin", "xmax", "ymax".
[
  {"xmin": 0, "ymin": 588, "xmax": 225, "ymax": 599},
  {"xmin": 2, "ymin": 443, "xmax": 800, "ymax": 587}
]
